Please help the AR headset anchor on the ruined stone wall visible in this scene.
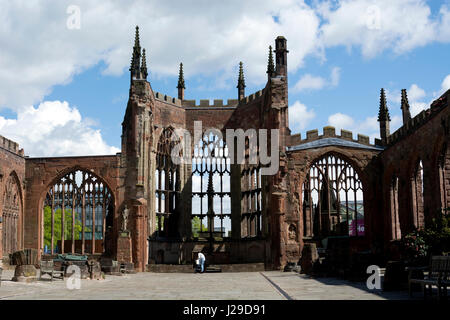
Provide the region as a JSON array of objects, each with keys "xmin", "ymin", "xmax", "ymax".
[
  {"xmin": 23, "ymin": 155, "xmax": 121, "ymax": 258},
  {"xmin": 379, "ymin": 90, "xmax": 450, "ymax": 244},
  {"xmin": 0, "ymin": 136, "xmax": 26, "ymax": 261},
  {"xmin": 285, "ymin": 141, "xmax": 381, "ymax": 266}
]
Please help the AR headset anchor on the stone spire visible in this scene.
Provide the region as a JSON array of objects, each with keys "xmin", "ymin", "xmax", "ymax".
[
  {"xmin": 401, "ymin": 89, "xmax": 411, "ymax": 124},
  {"xmin": 141, "ymin": 48, "xmax": 148, "ymax": 80},
  {"xmin": 130, "ymin": 26, "xmax": 142, "ymax": 81},
  {"xmin": 177, "ymin": 63, "xmax": 185, "ymax": 100},
  {"xmin": 237, "ymin": 61, "xmax": 246, "ymax": 101},
  {"xmin": 267, "ymin": 45, "xmax": 275, "ymax": 79},
  {"xmin": 378, "ymin": 88, "xmax": 391, "ymax": 121},
  {"xmin": 378, "ymin": 88, "xmax": 391, "ymax": 145}
]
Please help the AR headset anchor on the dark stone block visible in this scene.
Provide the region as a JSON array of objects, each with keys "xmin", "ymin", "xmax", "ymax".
[{"xmin": 12, "ymin": 265, "xmax": 37, "ymax": 282}]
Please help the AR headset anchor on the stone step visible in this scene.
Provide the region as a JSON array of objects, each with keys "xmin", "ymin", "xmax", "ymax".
[
  {"xmin": 147, "ymin": 262, "xmax": 265, "ymax": 273},
  {"xmin": 205, "ymin": 266, "xmax": 222, "ymax": 273}
]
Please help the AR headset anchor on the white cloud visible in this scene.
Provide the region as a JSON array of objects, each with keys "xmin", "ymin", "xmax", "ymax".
[
  {"xmin": 437, "ymin": 5, "xmax": 450, "ymax": 41},
  {"xmin": 408, "ymin": 84, "xmax": 426, "ymax": 102},
  {"xmin": 386, "ymin": 83, "xmax": 429, "ymax": 117},
  {"xmin": 289, "ymin": 100, "xmax": 316, "ymax": 132},
  {"xmin": 0, "ymin": 0, "xmax": 322, "ymax": 111},
  {"xmin": 430, "ymin": 74, "xmax": 450, "ymax": 101},
  {"xmin": 317, "ymin": 0, "xmax": 440, "ymax": 58},
  {"xmin": 330, "ymin": 67, "xmax": 341, "ymax": 86},
  {"xmin": 325, "ymin": 74, "xmax": 450, "ymax": 142},
  {"xmin": 406, "ymin": 83, "xmax": 427, "ymax": 116},
  {"xmin": 294, "ymin": 74, "xmax": 327, "ymax": 91},
  {"xmin": 2, "ymin": 1, "xmax": 449, "ymax": 112},
  {"xmin": 1, "ymin": 1, "xmax": 450, "ymax": 156},
  {"xmin": 328, "ymin": 113, "xmax": 354, "ymax": 129},
  {"xmin": 0, "ymin": 101, "xmax": 120, "ymax": 157},
  {"xmin": 293, "ymin": 66, "xmax": 341, "ymax": 92},
  {"xmin": 440, "ymin": 75, "xmax": 450, "ymax": 93},
  {"xmin": 326, "ymin": 112, "xmax": 403, "ymax": 143}
]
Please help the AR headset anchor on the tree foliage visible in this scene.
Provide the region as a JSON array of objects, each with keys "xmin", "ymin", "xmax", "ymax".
[
  {"xmin": 43, "ymin": 206, "xmax": 87, "ymax": 249},
  {"xmin": 401, "ymin": 212, "xmax": 450, "ymax": 264},
  {"xmin": 192, "ymin": 216, "xmax": 208, "ymax": 237}
]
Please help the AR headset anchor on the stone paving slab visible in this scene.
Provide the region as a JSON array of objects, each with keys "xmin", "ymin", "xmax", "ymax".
[
  {"xmin": 0, "ymin": 269, "xmax": 418, "ymax": 300},
  {"xmin": 261, "ymin": 273, "xmax": 417, "ymax": 300}
]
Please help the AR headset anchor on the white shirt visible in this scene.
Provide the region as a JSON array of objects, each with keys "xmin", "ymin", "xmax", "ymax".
[{"xmin": 198, "ymin": 253, "xmax": 205, "ymax": 261}]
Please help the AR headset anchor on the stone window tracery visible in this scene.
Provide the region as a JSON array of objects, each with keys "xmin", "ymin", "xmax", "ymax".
[
  {"xmin": 302, "ymin": 154, "xmax": 365, "ymax": 238},
  {"xmin": 191, "ymin": 132, "xmax": 231, "ymax": 239},
  {"xmin": 241, "ymin": 135, "xmax": 262, "ymax": 238},
  {"xmin": 155, "ymin": 128, "xmax": 180, "ymax": 238},
  {"xmin": 43, "ymin": 170, "xmax": 113, "ymax": 254}
]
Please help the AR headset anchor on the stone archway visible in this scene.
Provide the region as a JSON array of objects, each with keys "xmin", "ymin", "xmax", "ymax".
[
  {"xmin": 302, "ymin": 153, "xmax": 365, "ymax": 239},
  {"xmin": 42, "ymin": 168, "xmax": 115, "ymax": 255}
]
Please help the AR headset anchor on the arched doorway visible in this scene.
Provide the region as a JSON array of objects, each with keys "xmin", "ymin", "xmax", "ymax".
[{"xmin": 42, "ymin": 169, "xmax": 114, "ymax": 255}]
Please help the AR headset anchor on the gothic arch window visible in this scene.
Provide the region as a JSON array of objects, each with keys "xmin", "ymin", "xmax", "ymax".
[
  {"xmin": 241, "ymin": 135, "xmax": 262, "ymax": 238},
  {"xmin": 411, "ymin": 160, "xmax": 424, "ymax": 229},
  {"xmin": 191, "ymin": 132, "xmax": 231, "ymax": 239},
  {"xmin": 241, "ymin": 166, "xmax": 262, "ymax": 237},
  {"xmin": 43, "ymin": 169, "xmax": 113, "ymax": 255},
  {"xmin": 391, "ymin": 176, "xmax": 401, "ymax": 240},
  {"xmin": 155, "ymin": 128, "xmax": 181, "ymax": 238},
  {"xmin": 2, "ymin": 173, "xmax": 21, "ymax": 257},
  {"xmin": 302, "ymin": 154, "xmax": 365, "ymax": 238}
]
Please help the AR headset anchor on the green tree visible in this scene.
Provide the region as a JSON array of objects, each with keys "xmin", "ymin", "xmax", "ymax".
[
  {"xmin": 192, "ymin": 216, "xmax": 208, "ymax": 237},
  {"xmin": 43, "ymin": 206, "xmax": 87, "ymax": 250}
]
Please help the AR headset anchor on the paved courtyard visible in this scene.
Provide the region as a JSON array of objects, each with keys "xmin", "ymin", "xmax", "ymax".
[{"xmin": 0, "ymin": 269, "xmax": 416, "ymax": 300}]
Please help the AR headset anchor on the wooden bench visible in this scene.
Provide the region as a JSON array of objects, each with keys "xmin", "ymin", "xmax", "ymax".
[
  {"xmin": 409, "ymin": 256, "xmax": 450, "ymax": 299},
  {"xmin": 39, "ymin": 260, "xmax": 65, "ymax": 281}
]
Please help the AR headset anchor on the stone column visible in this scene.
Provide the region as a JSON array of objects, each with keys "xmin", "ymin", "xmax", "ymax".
[
  {"xmin": 117, "ymin": 230, "xmax": 132, "ymax": 264},
  {"xmin": 180, "ymin": 162, "xmax": 192, "ymax": 239},
  {"xmin": 132, "ymin": 200, "xmax": 148, "ymax": 272},
  {"xmin": 231, "ymin": 164, "xmax": 242, "ymax": 240},
  {"xmin": 271, "ymin": 191, "xmax": 286, "ymax": 269}
]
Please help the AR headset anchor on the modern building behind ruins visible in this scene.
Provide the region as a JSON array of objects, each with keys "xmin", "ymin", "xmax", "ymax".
[{"xmin": 1, "ymin": 27, "xmax": 449, "ymax": 271}]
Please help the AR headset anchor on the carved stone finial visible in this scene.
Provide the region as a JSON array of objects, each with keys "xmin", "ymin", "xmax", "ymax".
[
  {"xmin": 129, "ymin": 26, "xmax": 142, "ymax": 81},
  {"xmin": 177, "ymin": 62, "xmax": 185, "ymax": 89},
  {"xmin": 378, "ymin": 88, "xmax": 391, "ymax": 122},
  {"xmin": 237, "ymin": 61, "xmax": 246, "ymax": 88},
  {"xmin": 267, "ymin": 45, "xmax": 275, "ymax": 76},
  {"xmin": 141, "ymin": 49, "xmax": 148, "ymax": 80},
  {"xmin": 237, "ymin": 61, "xmax": 246, "ymax": 101},
  {"xmin": 401, "ymin": 89, "xmax": 411, "ymax": 124}
]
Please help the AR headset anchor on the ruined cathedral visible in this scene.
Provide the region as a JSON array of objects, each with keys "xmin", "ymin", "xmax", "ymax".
[{"xmin": 1, "ymin": 27, "xmax": 449, "ymax": 272}]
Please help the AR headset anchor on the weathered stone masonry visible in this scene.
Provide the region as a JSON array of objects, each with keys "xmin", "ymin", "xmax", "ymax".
[{"xmin": 1, "ymin": 27, "xmax": 449, "ymax": 272}]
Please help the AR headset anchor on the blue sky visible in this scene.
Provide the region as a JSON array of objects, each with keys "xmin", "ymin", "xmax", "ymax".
[{"xmin": 0, "ymin": 0, "xmax": 450, "ymax": 156}]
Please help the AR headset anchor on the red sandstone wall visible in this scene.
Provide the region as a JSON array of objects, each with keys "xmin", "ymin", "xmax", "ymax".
[
  {"xmin": 24, "ymin": 155, "xmax": 121, "ymax": 257},
  {"xmin": 379, "ymin": 92, "xmax": 450, "ymax": 245},
  {"xmin": 154, "ymin": 100, "xmax": 186, "ymax": 128},
  {"xmin": 0, "ymin": 141, "xmax": 26, "ymax": 260}
]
